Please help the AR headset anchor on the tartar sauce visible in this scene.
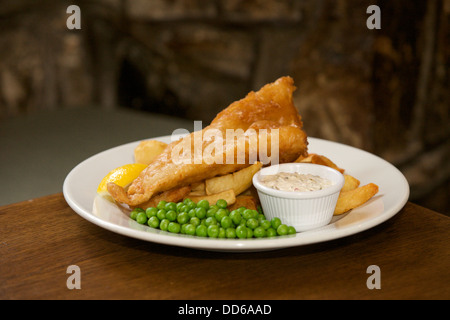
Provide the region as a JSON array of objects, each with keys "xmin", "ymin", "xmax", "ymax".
[{"xmin": 260, "ymin": 172, "xmax": 332, "ymax": 192}]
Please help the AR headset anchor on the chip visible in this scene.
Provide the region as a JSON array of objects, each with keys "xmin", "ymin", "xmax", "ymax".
[{"xmin": 334, "ymin": 183, "xmax": 379, "ymax": 215}]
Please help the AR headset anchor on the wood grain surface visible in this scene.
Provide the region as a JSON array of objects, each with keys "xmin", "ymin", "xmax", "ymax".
[{"xmin": 1, "ymin": 193, "xmax": 449, "ymax": 300}]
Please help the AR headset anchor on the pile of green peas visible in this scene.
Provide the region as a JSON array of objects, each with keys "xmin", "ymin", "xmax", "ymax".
[{"xmin": 130, "ymin": 198, "xmax": 296, "ymax": 239}]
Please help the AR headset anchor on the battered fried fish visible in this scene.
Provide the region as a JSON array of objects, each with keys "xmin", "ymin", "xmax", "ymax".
[{"xmin": 108, "ymin": 76, "xmax": 308, "ymax": 207}]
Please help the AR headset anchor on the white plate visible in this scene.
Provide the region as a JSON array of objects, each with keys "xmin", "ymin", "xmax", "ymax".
[{"xmin": 63, "ymin": 136, "xmax": 409, "ymax": 252}]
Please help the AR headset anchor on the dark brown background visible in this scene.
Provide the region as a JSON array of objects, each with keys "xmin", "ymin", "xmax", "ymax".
[{"xmin": 0, "ymin": 0, "xmax": 448, "ymax": 214}]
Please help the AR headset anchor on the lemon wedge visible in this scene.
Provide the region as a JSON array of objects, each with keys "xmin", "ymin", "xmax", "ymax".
[{"xmin": 97, "ymin": 163, "xmax": 147, "ymax": 201}]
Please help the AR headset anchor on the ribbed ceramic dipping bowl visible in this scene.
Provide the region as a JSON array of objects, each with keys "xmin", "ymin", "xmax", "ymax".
[{"xmin": 252, "ymin": 163, "xmax": 345, "ymax": 232}]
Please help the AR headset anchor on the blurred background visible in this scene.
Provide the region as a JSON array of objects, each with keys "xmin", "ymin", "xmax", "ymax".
[{"xmin": 0, "ymin": 0, "xmax": 448, "ymax": 215}]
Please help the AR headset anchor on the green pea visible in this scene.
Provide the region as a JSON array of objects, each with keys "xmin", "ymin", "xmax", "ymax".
[
  {"xmin": 277, "ymin": 224, "xmax": 289, "ymax": 236},
  {"xmin": 206, "ymin": 207, "xmax": 218, "ymax": 218},
  {"xmin": 260, "ymin": 219, "xmax": 271, "ymax": 230},
  {"xmin": 237, "ymin": 207, "xmax": 246, "ymax": 214},
  {"xmin": 165, "ymin": 210, "xmax": 177, "ymax": 222},
  {"xmin": 253, "ymin": 226, "xmax": 266, "ymax": 238},
  {"xmin": 186, "ymin": 201, "xmax": 197, "ymax": 211},
  {"xmin": 220, "ymin": 216, "xmax": 233, "ymax": 229},
  {"xmin": 266, "ymin": 227, "xmax": 277, "ymax": 237},
  {"xmin": 216, "ymin": 199, "xmax": 228, "ymax": 209},
  {"xmin": 187, "ymin": 208, "xmax": 196, "ymax": 219},
  {"xmin": 205, "ymin": 216, "xmax": 217, "ymax": 227},
  {"xmin": 214, "ymin": 208, "xmax": 228, "ymax": 222},
  {"xmin": 195, "ymin": 207, "xmax": 207, "ymax": 219},
  {"xmin": 183, "ymin": 198, "xmax": 192, "ymax": 205},
  {"xmin": 207, "ymin": 224, "xmax": 220, "ymax": 238},
  {"xmin": 196, "ymin": 225, "xmax": 208, "ymax": 237},
  {"xmin": 246, "ymin": 228, "xmax": 253, "ymax": 238},
  {"xmin": 257, "ymin": 213, "xmax": 266, "ymax": 222},
  {"xmin": 177, "ymin": 211, "xmax": 190, "ymax": 225},
  {"xmin": 246, "ymin": 218, "xmax": 259, "ymax": 230},
  {"xmin": 136, "ymin": 211, "xmax": 148, "ymax": 224},
  {"xmin": 147, "ymin": 216, "xmax": 160, "ymax": 228},
  {"xmin": 226, "ymin": 227, "xmax": 236, "ymax": 239},
  {"xmin": 196, "ymin": 199, "xmax": 210, "ymax": 210},
  {"xmin": 236, "ymin": 225, "xmax": 247, "ymax": 239},
  {"xmin": 242, "ymin": 209, "xmax": 254, "ymax": 220},
  {"xmin": 189, "ymin": 216, "xmax": 201, "ymax": 227},
  {"xmin": 271, "ymin": 217, "xmax": 282, "ymax": 230},
  {"xmin": 229, "ymin": 210, "xmax": 242, "ymax": 225},
  {"xmin": 159, "ymin": 219, "xmax": 169, "ymax": 231},
  {"xmin": 176, "ymin": 202, "xmax": 185, "ymax": 212},
  {"xmin": 165, "ymin": 202, "xmax": 177, "ymax": 212},
  {"xmin": 145, "ymin": 207, "xmax": 158, "ymax": 218},
  {"xmin": 156, "ymin": 209, "xmax": 166, "ymax": 220},
  {"xmin": 288, "ymin": 226, "xmax": 297, "ymax": 235},
  {"xmin": 184, "ymin": 224, "xmax": 196, "ymax": 236},
  {"xmin": 156, "ymin": 201, "xmax": 167, "ymax": 210},
  {"xmin": 130, "ymin": 209, "xmax": 139, "ymax": 220},
  {"xmin": 168, "ymin": 222, "xmax": 181, "ymax": 233},
  {"xmin": 218, "ymin": 227, "xmax": 226, "ymax": 238}
]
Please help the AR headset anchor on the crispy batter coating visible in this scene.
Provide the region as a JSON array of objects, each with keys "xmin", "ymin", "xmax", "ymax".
[{"xmin": 108, "ymin": 76, "xmax": 308, "ymax": 207}]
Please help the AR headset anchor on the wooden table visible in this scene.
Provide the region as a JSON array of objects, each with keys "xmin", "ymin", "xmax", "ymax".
[{"xmin": 1, "ymin": 194, "xmax": 449, "ymax": 300}]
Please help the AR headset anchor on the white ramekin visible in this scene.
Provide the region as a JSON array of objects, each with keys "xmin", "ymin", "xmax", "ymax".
[{"xmin": 252, "ymin": 163, "xmax": 345, "ymax": 232}]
